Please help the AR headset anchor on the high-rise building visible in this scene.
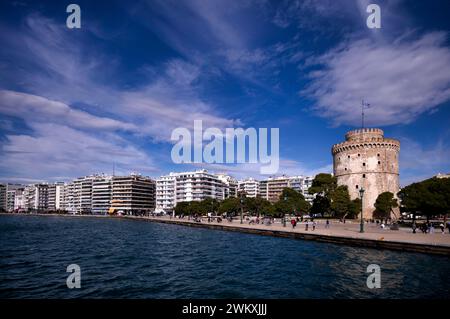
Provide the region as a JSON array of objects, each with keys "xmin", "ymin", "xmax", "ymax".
[
  {"xmin": 258, "ymin": 175, "xmax": 315, "ymax": 203},
  {"xmin": 4, "ymin": 184, "xmax": 25, "ymax": 212},
  {"xmin": 0, "ymin": 184, "xmax": 6, "ymax": 211},
  {"xmin": 13, "ymin": 188, "xmax": 25, "ymax": 211},
  {"xmin": 110, "ymin": 174, "xmax": 155, "ymax": 215},
  {"xmin": 23, "ymin": 184, "xmax": 49, "ymax": 211},
  {"xmin": 332, "ymin": 128, "xmax": 400, "ymax": 219},
  {"xmin": 238, "ymin": 178, "xmax": 260, "ymax": 198},
  {"xmin": 156, "ymin": 170, "xmax": 227, "ymax": 213},
  {"xmin": 91, "ymin": 175, "xmax": 113, "ymax": 214},
  {"xmin": 155, "ymin": 174, "xmax": 176, "ymax": 213},
  {"xmin": 288, "ymin": 176, "xmax": 314, "ymax": 203},
  {"xmin": 217, "ymin": 174, "xmax": 238, "ymax": 199},
  {"xmin": 47, "ymin": 182, "xmax": 65, "ymax": 211}
]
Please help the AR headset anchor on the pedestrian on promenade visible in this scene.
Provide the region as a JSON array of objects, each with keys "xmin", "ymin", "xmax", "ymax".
[
  {"xmin": 305, "ymin": 221, "xmax": 309, "ymax": 231},
  {"xmin": 429, "ymin": 223, "xmax": 435, "ymax": 234},
  {"xmin": 440, "ymin": 223, "xmax": 445, "ymax": 234},
  {"xmin": 312, "ymin": 220, "xmax": 316, "ymax": 231},
  {"xmin": 291, "ymin": 219, "xmax": 297, "ymax": 229},
  {"xmin": 325, "ymin": 219, "xmax": 330, "ymax": 229},
  {"xmin": 412, "ymin": 222, "xmax": 416, "ymax": 234}
]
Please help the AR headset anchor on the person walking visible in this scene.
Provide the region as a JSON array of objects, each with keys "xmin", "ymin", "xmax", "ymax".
[
  {"xmin": 325, "ymin": 219, "xmax": 330, "ymax": 229},
  {"xmin": 440, "ymin": 223, "xmax": 445, "ymax": 234},
  {"xmin": 412, "ymin": 222, "xmax": 417, "ymax": 234},
  {"xmin": 312, "ymin": 220, "xmax": 316, "ymax": 231},
  {"xmin": 291, "ymin": 219, "xmax": 297, "ymax": 229},
  {"xmin": 305, "ymin": 220, "xmax": 309, "ymax": 231}
]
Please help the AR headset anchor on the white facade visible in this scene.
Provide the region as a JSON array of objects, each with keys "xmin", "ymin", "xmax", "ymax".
[
  {"xmin": 24, "ymin": 184, "xmax": 49, "ymax": 211},
  {"xmin": 91, "ymin": 176, "xmax": 113, "ymax": 214},
  {"xmin": 156, "ymin": 170, "xmax": 227, "ymax": 213},
  {"xmin": 217, "ymin": 174, "xmax": 238, "ymax": 199},
  {"xmin": 238, "ymin": 178, "xmax": 260, "ymax": 198}
]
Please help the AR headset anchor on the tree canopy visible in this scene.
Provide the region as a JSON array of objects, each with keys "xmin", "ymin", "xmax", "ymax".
[
  {"xmin": 308, "ymin": 173, "xmax": 337, "ymax": 196},
  {"xmin": 398, "ymin": 177, "xmax": 450, "ymax": 220},
  {"xmin": 374, "ymin": 191, "xmax": 398, "ymax": 220}
]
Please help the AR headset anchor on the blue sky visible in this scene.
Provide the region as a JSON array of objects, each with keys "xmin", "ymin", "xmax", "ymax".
[{"xmin": 0, "ymin": 0, "xmax": 449, "ymax": 186}]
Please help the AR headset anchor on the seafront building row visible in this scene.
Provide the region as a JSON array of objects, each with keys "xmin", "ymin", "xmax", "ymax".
[{"xmin": 0, "ymin": 170, "xmax": 314, "ymax": 215}]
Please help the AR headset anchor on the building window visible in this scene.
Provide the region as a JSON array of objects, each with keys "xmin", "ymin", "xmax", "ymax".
[
  {"xmin": 344, "ymin": 168, "xmax": 347, "ymax": 171},
  {"xmin": 363, "ymin": 174, "xmax": 366, "ymax": 178},
  {"xmin": 348, "ymin": 155, "xmax": 350, "ymax": 159},
  {"xmin": 378, "ymin": 161, "xmax": 381, "ymax": 165},
  {"xmin": 377, "ymin": 153, "xmax": 380, "ymax": 157},
  {"xmin": 358, "ymin": 154, "xmax": 360, "ymax": 157},
  {"xmin": 356, "ymin": 185, "xmax": 359, "ymax": 189},
  {"xmin": 363, "ymin": 163, "xmax": 366, "ymax": 166}
]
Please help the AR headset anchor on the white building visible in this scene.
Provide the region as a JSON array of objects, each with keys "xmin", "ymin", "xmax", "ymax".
[
  {"xmin": 48, "ymin": 182, "xmax": 65, "ymax": 211},
  {"xmin": 23, "ymin": 184, "xmax": 49, "ymax": 211},
  {"xmin": 91, "ymin": 175, "xmax": 113, "ymax": 214},
  {"xmin": 238, "ymin": 178, "xmax": 260, "ymax": 198},
  {"xmin": 217, "ymin": 174, "xmax": 238, "ymax": 199},
  {"xmin": 156, "ymin": 170, "xmax": 228, "ymax": 213}
]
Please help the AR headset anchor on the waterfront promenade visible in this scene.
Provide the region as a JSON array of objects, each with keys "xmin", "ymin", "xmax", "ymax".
[{"xmin": 133, "ymin": 215, "xmax": 450, "ymax": 255}]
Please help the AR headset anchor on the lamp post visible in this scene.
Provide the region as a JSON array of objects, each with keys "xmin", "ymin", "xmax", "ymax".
[
  {"xmin": 283, "ymin": 196, "xmax": 287, "ymax": 227},
  {"xmin": 359, "ymin": 187, "xmax": 365, "ymax": 233}
]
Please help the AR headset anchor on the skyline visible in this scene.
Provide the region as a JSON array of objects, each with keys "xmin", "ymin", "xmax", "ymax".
[{"xmin": 1, "ymin": 0, "xmax": 450, "ymax": 186}]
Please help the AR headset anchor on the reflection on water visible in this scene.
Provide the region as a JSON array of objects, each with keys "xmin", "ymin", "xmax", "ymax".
[{"xmin": 0, "ymin": 215, "xmax": 449, "ymax": 299}]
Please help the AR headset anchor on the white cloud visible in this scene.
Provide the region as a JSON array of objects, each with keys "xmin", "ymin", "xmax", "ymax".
[
  {"xmin": 303, "ymin": 32, "xmax": 450, "ymax": 126},
  {"xmin": 0, "ymin": 123, "xmax": 158, "ymax": 181},
  {"xmin": 0, "ymin": 90, "xmax": 138, "ymax": 132}
]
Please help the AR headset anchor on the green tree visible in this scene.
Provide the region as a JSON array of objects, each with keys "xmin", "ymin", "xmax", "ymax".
[
  {"xmin": 398, "ymin": 177, "xmax": 450, "ymax": 221},
  {"xmin": 308, "ymin": 173, "xmax": 337, "ymax": 196},
  {"xmin": 348, "ymin": 198, "xmax": 361, "ymax": 219},
  {"xmin": 330, "ymin": 185, "xmax": 352, "ymax": 218},
  {"xmin": 200, "ymin": 198, "xmax": 220, "ymax": 214},
  {"xmin": 374, "ymin": 192, "xmax": 398, "ymax": 220},
  {"xmin": 310, "ymin": 194, "xmax": 331, "ymax": 217},
  {"xmin": 274, "ymin": 188, "xmax": 311, "ymax": 216},
  {"xmin": 174, "ymin": 202, "xmax": 191, "ymax": 216},
  {"xmin": 218, "ymin": 197, "xmax": 241, "ymax": 216}
]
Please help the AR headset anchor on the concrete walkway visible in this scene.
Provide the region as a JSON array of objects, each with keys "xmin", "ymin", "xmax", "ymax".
[{"xmin": 129, "ymin": 215, "xmax": 450, "ymax": 255}]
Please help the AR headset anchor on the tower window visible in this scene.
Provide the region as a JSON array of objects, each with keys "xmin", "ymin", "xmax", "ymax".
[
  {"xmin": 348, "ymin": 155, "xmax": 350, "ymax": 159},
  {"xmin": 363, "ymin": 163, "xmax": 366, "ymax": 166},
  {"xmin": 378, "ymin": 161, "xmax": 381, "ymax": 165},
  {"xmin": 345, "ymin": 168, "xmax": 347, "ymax": 171},
  {"xmin": 363, "ymin": 174, "xmax": 366, "ymax": 178},
  {"xmin": 356, "ymin": 185, "xmax": 359, "ymax": 189},
  {"xmin": 377, "ymin": 153, "xmax": 380, "ymax": 157},
  {"xmin": 358, "ymin": 154, "xmax": 360, "ymax": 157}
]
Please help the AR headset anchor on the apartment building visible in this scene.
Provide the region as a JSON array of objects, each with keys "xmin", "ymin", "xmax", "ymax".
[
  {"xmin": 0, "ymin": 184, "xmax": 6, "ymax": 211},
  {"xmin": 110, "ymin": 174, "xmax": 156, "ymax": 215},
  {"xmin": 14, "ymin": 188, "xmax": 25, "ymax": 211},
  {"xmin": 23, "ymin": 184, "xmax": 49, "ymax": 211},
  {"xmin": 259, "ymin": 175, "xmax": 315, "ymax": 203},
  {"xmin": 47, "ymin": 182, "xmax": 65, "ymax": 211},
  {"xmin": 156, "ymin": 170, "xmax": 227, "ymax": 213},
  {"xmin": 238, "ymin": 178, "xmax": 260, "ymax": 198},
  {"xmin": 91, "ymin": 175, "xmax": 113, "ymax": 214},
  {"xmin": 155, "ymin": 174, "xmax": 176, "ymax": 213},
  {"xmin": 217, "ymin": 174, "xmax": 238, "ymax": 199}
]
